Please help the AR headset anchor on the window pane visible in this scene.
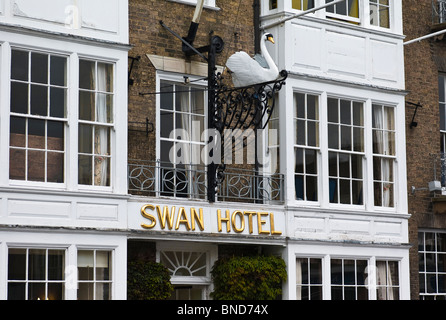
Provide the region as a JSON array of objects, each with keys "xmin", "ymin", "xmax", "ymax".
[
  {"xmin": 31, "ymin": 84, "xmax": 48, "ymax": 116},
  {"xmin": 78, "ymin": 283, "xmax": 94, "ymax": 300},
  {"xmin": 9, "ymin": 149, "xmax": 26, "ymax": 180},
  {"xmin": 191, "ymin": 88, "xmax": 204, "ymax": 115},
  {"xmin": 8, "ymin": 248, "xmax": 26, "ymax": 280},
  {"xmin": 307, "ymin": 121, "xmax": 318, "ymax": 147},
  {"xmin": 78, "ymin": 250, "xmax": 94, "ymax": 280},
  {"xmin": 295, "ymin": 148, "xmax": 304, "ymax": 173},
  {"xmin": 48, "ymin": 250, "xmax": 65, "ymax": 281},
  {"xmin": 94, "ymin": 156, "xmax": 110, "ymax": 186},
  {"xmin": 331, "ymin": 259, "xmax": 343, "ymax": 285},
  {"xmin": 310, "ymin": 259, "xmax": 322, "ymax": 284},
  {"xmin": 161, "ymin": 111, "xmax": 174, "ymax": 139},
  {"xmin": 11, "ymin": 82, "xmax": 28, "ymax": 114},
  {"xmin": 78, "ymin": 155, "xmax": 92, "ymax": 185},
  {"xmin": 50, "ymin": 56, "xmax": 67, "ymax": 86},
  {"xmin": 97, "ymin": 63, "xmax": 113, "ymax": 93},
  {"xmin": 48, "ymin": 283, "xmax": 64, "ymax": 300},
  {"xmin": 8, "ymin": 283, "xmax": 25, "ymax": 300},
  {"xmin": 28, "ymin": 150, "xmax": 45, "ymax": 182},
  {"xmin": 50, "ymin": 87, "xmax": 67, "ymax": 118},
  {"xmin": 160, "ymin": 84, "xmax": 174, "ymax": 110},
  {"xmin": 328, "ymin": 98, "xmax": 338, "ymax": 123},
  {"xmin": 353, "ymin": 102, "xmax": 363, "ymax": 126},
  {"xmin": 305, "ymin": 149, "xmax": 317, "ymax": 174},
  {"xmin": 28, "ymin": 282, "xmax": 46, "ymax": 300},
  {"xmin": 96, "ymin": 251, "xmax": 111, "ymax": 280},
  {"xmin": 328, "ymin": 124, "xmax": 339, "ymax": 149},
  {"xmin": 341, "ymin": 125, "xmax": 351, "ymax": 150},
  {"xmin": 306, "ymin": 175, "xmax": 318, "ymax": 201},
  {"xmin": 176, "ymin": 86, "xmax": 189, "ymax": 112},
  {"xmin": 47, "ymin": 152, "xmax": 64, "ymax": 183},
  {"xmin": 10, "ymin": 116, "xmax": 26, "ymax": 148},
  {"xmin": 97, "ymin": 93, "xmax": 113, "ymax": 123},
  {"xmin": 47, "ymin": 121, "xmax": 64, "ymax": 151},
  {"xmin": 28, "ymin": 119, "xmax": 45, "ymax": 149},
  {"xmin": 29, "ymin": 249, "xmax": 46, "ymax": 280},
  {"xmin": 31, "ymin": 53, "xmax": 48, "ymax": 84},
  {"xmin": 79, "ymin": 124, "xmax": 93, "ymax": 154},
  {"xmin": 340, "ymin": 100, "xmax": 351, "ymax": 124},
  {"xmin": 96, "ymin": 283, "xmax": 111, "ymax": 300},
  {"xmin": 329, "ymin": 152, "xmax": 337, "ymax": 176},
  {"xmin": 11, "ymin": 50, "xmax": 29, "ymax": 81},
  {"xmin": 94, "ymin": 127, "xmax": 110, "ymax": 156},
  {"xmin": 295, "ymin": 93, "xmax": 305, "ymax": 118},
  {"xmin": 79, "ymin": 91, "xmax": 95, "ymax": 121},
  {"xmin": 79, "ymin": 60, "xmax": 95, "ymax": 90},
  {"xmin": 438, "ymin": 233, "xmax": 446, "ymax": 252}
]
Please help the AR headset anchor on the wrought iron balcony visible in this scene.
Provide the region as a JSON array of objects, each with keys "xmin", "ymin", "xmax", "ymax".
[
  {"xmin": 128, "ymin": 160, "xmax": 284, "ymax": 204},
  {"xmin": 432, "ymin": 153, "xmax": 446, "ymax": 188}
]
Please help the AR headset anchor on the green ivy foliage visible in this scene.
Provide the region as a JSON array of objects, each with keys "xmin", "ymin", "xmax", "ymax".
[
  {"xmin": 210, "ymin": 255, "xmax": 287, "ymax": 300},
  {"xmin": 127, "ymin": 261, "xmax": 174, "ymax": 300}
]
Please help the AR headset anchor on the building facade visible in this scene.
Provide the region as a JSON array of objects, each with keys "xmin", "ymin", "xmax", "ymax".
[
  {"xmin": 0, "ymin": 0, "xmax": 130, "ymax": 300},
  {"xmin": 262, "ymin": 0, "xmax": 410, "ymax": 300},
  {"xmin": 0, "ymin": 0, "xmax": 411, "ymax": 300},
  {"xmin": 403, "ymin": 0, "xmax": 446, "ymax": 300}
]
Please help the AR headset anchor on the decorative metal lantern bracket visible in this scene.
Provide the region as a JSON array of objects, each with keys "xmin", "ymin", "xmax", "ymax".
[{"xmin": 159, "ymin": 20, "xmax": 287, "ymax": 202}]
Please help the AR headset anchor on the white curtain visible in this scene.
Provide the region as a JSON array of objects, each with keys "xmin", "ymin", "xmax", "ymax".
[
  {"xmin": 376, "ymin": 261, "xmax": 394, "ymax": 300},
  {"xmin": 373, "ymin": 106, "xmax": 390, "ymax": 206},
  {"xmin": 296, "ymin": 259, "xmax": 303, "ymax": 300},
  {"xmin": 95, "ymin": 64, "xmax": 109, "ymax": 186}
]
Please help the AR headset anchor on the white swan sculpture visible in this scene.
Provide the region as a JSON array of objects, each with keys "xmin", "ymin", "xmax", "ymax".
[{"xmin": 226, "ymin": 33, "xmax": 279, "ymax": 88}]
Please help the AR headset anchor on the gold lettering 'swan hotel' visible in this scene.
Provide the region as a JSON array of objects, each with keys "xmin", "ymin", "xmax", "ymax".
[{"xmin": 0, "ymin": 0, "xmax": 410, "ymax": 300}]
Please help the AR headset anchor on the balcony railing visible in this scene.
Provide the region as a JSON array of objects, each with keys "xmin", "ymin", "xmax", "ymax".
[
  {"xmin": 433, "ymin": 153, "xmax": 446, "ymax": 188},
  {"xmin": 128, "ymin": 160, "xmax": 284, "ymax": 204}
]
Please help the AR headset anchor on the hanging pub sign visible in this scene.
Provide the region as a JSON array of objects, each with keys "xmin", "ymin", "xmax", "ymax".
[{"xmin": 128, "ymin": 202, "xmax": 285, "ymax": 237}]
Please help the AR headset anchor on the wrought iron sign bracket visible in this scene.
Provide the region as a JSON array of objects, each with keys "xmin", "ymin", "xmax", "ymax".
[
  {"xmin": 159, "ymin": 20, "xmax": 286, "ymax": 203},
  {"xmin": 406, "ymin": 101, "xmax": 423, "ymax": 129}
]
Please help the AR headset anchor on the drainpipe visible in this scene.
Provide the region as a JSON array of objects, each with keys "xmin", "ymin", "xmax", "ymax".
[{"xmin": 254, "ymin": 0, "xmax": 261, "ymax": 54}]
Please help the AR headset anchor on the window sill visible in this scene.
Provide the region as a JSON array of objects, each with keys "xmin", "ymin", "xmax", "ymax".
[{"xmin": 2, "ymin": 184, "xmax": 129, "ymax": 200}]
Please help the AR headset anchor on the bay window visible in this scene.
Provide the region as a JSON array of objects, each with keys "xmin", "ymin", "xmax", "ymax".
[
  {"xmin": 293, "ymin": 93, "xmax": 398, "ymax": 209},
  {"xmin": 9, "ymin": 49, "xmax": 117, "ymax": 190},
  {"xmin": 268, "ymin": 1, "xmax": 393, "ymax": 30},
  {"xmin": 10, "ymin": 50, "xmax": 67, "ymax": 183},
  {"xmin": 295, "ymin": 256, "xmax": 401, "ymax": 300}
]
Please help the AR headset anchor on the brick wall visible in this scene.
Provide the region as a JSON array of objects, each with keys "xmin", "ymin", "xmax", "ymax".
[
  {"xmin": 403, "ymin": 0, "xmax": 446, "ymax": 299},
  {"xmin": 128, "ymin": 0, "xmax": 256, "ymax": 162}
]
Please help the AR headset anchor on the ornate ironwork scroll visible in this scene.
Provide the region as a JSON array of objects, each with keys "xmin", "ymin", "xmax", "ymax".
[{"xmin": 207, "ymin": 69, "xmax": 288, "ymax": 202}]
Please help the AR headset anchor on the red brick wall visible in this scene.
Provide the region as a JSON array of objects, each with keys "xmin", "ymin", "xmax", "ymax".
[{"xmin": 128, "ymin": 0, "xmax": 256, "ymax": 162}]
